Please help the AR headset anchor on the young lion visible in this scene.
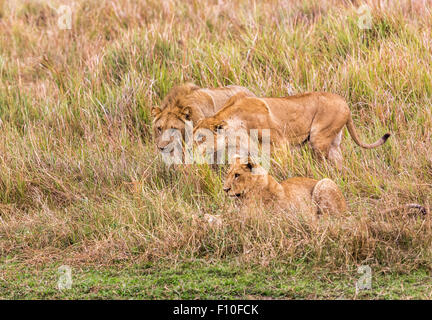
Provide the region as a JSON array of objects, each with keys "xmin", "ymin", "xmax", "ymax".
[
  {"xmin": 194, "ymin": 92, "xmax": 391, "ymax": 169},
  {"xmin": 223, "ymin": 156, "xmax": 347, "ymax": 215},
  {"xmin": 152, "ymin": 83, "xmax": 255, "ymax": 153},
  {"xmin": 223, "ymin": 157, "xmax": 428, "ymax": 216}
]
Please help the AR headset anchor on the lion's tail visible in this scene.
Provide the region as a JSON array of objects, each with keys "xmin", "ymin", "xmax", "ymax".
[
  {"xmin": 346, "ymin": 114, "xmax": 391, "ymax": 149},
  {"xmin": 381, "ymin": 203, "xmax": 429, "ymax": 215}
]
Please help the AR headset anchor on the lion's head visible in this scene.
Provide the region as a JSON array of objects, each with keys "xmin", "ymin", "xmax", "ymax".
[
  {"xmin": 193, "ymin": 116, "xmax": 253, "ymax": 164},
  {"xmin": 152, "ymin": 106, "xmax": 193, "ymax": 152},
  {"xmin": 152, "ymin": 83, "xmax": 199, "ymax": 151},
  {"xmin": 192, "ymin": 93, "xmax": 270, "ymax": 163},
  {"xmin": 193, "ymin": 117, "xmax": 226, "ymax": 152},
  {"xmin": 223, "ymin": 156, "xmax": 268, "ymax": 198}
]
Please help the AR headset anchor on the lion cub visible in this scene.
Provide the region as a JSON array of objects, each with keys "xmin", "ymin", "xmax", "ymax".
[{"xmin": 223, "ymin": 156, "xmax": 347, "ymax": 215}]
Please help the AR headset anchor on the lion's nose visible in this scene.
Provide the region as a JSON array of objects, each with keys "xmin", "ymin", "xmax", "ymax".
[{"xmin": 223, "ymin": 187, "xmax": 230, "ymax": 193}]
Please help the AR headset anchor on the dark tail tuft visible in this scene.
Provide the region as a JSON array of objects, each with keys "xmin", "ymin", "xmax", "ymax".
[
  {"xmin": 382, "ymin": 133, "xmax": 391, "ymax": 142},
  {"xmin": 407, "ymin": 204, "xmax": 428, "ymax": 215},
  {"xmin": 381, "ymin": 203, "xmax": 428, "ymax": 215}
]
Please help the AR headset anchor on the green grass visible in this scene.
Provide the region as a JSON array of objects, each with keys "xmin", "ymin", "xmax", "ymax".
[{"xmin": 1, "ymin": 261, "xmax": 431, "ymax": 299}]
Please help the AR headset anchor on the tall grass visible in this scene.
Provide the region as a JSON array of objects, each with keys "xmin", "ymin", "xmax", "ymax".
[{"xmin": 0, "ymin": 0, "xmax": 431, "ymax": 271}]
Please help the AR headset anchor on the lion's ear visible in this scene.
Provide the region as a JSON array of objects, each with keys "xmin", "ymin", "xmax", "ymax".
[
  {"xmin": 151, "ymin": 106, "xmax": 162, "ymax": 117},
  {"xmin": 246, "ymin": 157, "xmax": 257, "ymax": 171},
  {"xmin": 214, "ymin": 120, "xmax": 226, "ymax": 131},
  {"xmin": 181, "ymin": 106, "xmax": 192, "ymax": 120}
]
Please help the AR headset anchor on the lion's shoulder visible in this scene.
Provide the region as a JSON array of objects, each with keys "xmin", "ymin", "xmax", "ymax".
[{"xmin": 220, "ymin": 95, "xmax": 270, "ymax": 116}]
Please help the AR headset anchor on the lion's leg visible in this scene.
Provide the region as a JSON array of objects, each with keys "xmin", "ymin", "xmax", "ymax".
[
  {"xmin": 309, "ymin": 114, "xmax": 346, "ymax": 166},
  {"xmin": 309, "ymin": 130, "xmax": 336, "ymax": 162},
  {"xmin": 328, "ymin": 131, "xmax": 343, "ymax": 170},
  {"xmin": 312, "ymin": 178, "xmax": 347, "ymax": 215}
]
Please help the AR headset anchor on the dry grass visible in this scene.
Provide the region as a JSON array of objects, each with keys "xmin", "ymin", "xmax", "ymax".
[{"xmin": 0, "ymin": 0, "xmax": 431, "ymax": 272}]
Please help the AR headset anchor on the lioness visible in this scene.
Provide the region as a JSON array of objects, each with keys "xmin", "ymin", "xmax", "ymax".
[
  {"xmin": 152, "ymin": 83, "xmax": 255, "ymax": 152},
  {"xmin": 223, "ymin": 156, "xmax": 347, "ymax": 215},
  {"xmin": 223, "ymin": 157, "xmax": 428, "ymax": 216},
  {"xmin": 194, "ymin": 92, "xmax": 391, "ymax": 168}
]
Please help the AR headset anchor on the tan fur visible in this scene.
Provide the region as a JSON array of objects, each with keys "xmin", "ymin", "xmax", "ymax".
[
  {"xmin": 152, "ymin": 84, "xmax": 255, "ymax": 151},
  {"xmin": 223, "ymin": 157, "xmax": 347, "ymax": 215},
  {"xmin": 194, "ymin": 92, "xmax": 391, "ymax": 168}
]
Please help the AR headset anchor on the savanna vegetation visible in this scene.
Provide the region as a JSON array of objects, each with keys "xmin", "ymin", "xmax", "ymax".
[{"xmin": 0, "ymin": 0, "xmax": 431, "ymax": 299}]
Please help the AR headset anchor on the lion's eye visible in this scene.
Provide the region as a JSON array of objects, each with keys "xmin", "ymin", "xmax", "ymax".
[
  {"xmin": 215, "ymin": 124, "xmax": 223, "ymax": 132},
  {"xmin": 157, "ymin": 127, "xmax": 162, "ymax": 133},
  {"xmin": 234, "ymin": 173, "xmax": 240, "ymax": 179}
]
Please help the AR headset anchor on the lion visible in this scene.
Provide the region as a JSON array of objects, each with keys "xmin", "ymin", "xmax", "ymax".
[
  {"xmin": 193, "ymin": 92, "xmax": 391, "ymax": 168},
  {"xmin": 152, "ymin": 83, "xmax": 255, "ymax": 152},
  {"xmin": 223, "ymin": 157, "xmax": 429, "ymax": 216},
  {"xmin": 223, "ymin": 156, "xmax": 347, "ymax": 215}
]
